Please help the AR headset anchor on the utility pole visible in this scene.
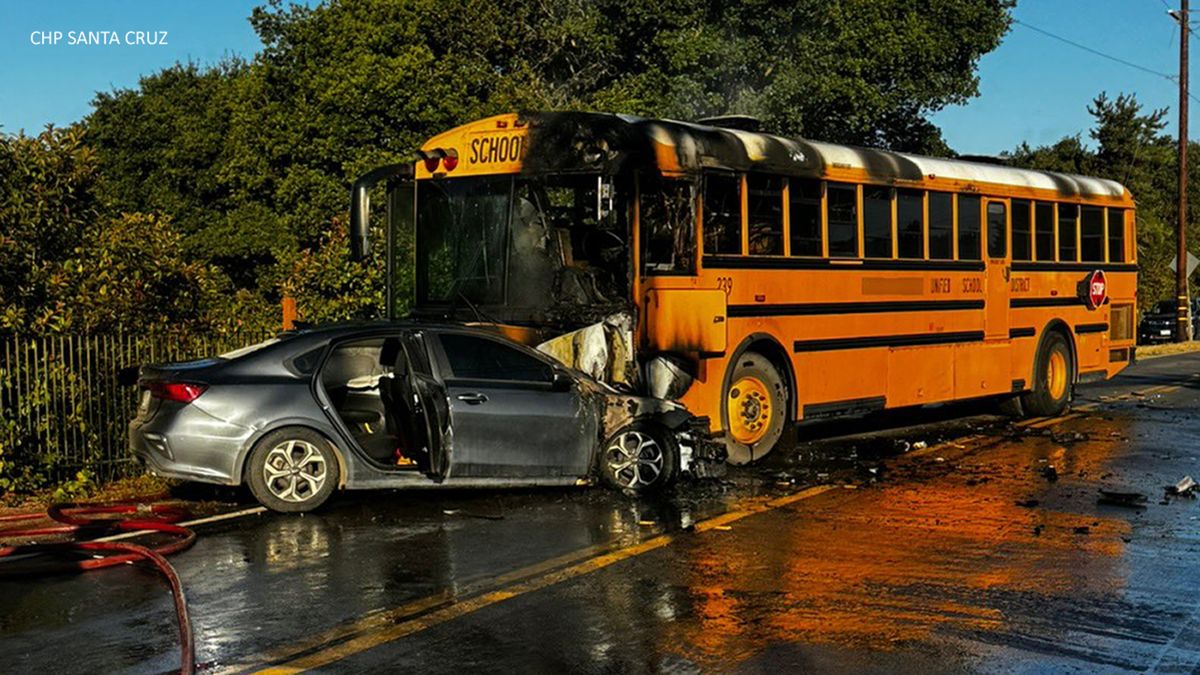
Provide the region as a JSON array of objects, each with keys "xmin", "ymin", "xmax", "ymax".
[{"xmin": 1174, "ymin": 1, "xmax": 1191, "ymax": 341}]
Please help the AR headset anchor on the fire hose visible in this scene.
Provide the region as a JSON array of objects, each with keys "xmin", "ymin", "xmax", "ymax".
[{"xmin": 0, "ymin": 503, "xmax": 197, "ymax": 674}]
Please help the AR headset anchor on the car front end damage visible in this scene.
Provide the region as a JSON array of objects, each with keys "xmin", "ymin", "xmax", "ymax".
[{"xmin": 596, "ymin": 388, "xmax": 727, "ymax": 481}]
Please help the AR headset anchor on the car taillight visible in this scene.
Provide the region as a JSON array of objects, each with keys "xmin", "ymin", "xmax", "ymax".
[{"xmin": 148, "ymin": 382, "xmax": 207, "ymax": 403}]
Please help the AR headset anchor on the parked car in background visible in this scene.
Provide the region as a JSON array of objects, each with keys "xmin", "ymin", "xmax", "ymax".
[
  {"xmin": 1139, "ymin": 300, "xmax": 1178, "ymax": 344},
  {"xmin": 128, "ymin": 323, "xmax": 723, "ymax": 512}
]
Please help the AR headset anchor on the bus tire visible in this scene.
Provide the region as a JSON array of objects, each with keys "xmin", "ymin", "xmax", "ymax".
[
  {"xmin": 1021, "ymin": 331, "xmax": 1074, "ymax": 417},
  {"xmin": 723, "ymin": 352, "xmax": 787, "ymax": 465}
]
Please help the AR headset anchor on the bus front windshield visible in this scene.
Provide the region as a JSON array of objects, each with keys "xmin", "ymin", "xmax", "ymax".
[{"xmin": 415, "ymin": 173, "xmax": 629, "ymax": 317}]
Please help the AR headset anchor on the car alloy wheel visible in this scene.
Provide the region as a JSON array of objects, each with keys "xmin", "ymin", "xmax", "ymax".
[
  {"xmin": 605, "ymin": 429, "xmax": 665, "ymax": 489},
  {"xmin": 262, "ymin": 439, "xmax": 328, "ymax": 503}
]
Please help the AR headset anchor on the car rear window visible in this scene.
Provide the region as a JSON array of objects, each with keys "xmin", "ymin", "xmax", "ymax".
[{"xmin": 220, "ymin": 338, "xmax": 280, "ymax": 360}]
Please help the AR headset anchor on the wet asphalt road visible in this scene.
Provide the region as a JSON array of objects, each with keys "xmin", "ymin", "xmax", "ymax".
[{"xmin": 3, "ymin": 353, "xmax": 1200, "ymax": 673}]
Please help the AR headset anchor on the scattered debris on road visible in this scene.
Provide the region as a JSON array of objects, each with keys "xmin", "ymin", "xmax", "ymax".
[
  {"xmin": 1097, "ymin": 490, "xmax": 1148, "ymax": 508},
  {"xmin": 1015, "ymin": 499, "xmax": 1040, "ymax": 508},
  {"xmin": 1039, "ymin": 466, "xmax": 1059, "ymax": 482},
  {"xmin": 1167, "ymin": 475, "xmax": 1198, "ymax": 497},
  {"xmin": 442, "ymin": 509, "xmax": 505, "ymax": 520}
]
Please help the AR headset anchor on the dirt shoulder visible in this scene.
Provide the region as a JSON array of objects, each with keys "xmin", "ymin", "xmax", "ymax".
[{"xmin": 1138, "ymin": 341, "xmax": 1200, "ymax": 360}]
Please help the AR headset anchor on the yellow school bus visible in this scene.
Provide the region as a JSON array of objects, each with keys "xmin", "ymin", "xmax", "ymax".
[{"xmin": 349, "ymin": 112, "xmax": 1137, "ymax": 463}]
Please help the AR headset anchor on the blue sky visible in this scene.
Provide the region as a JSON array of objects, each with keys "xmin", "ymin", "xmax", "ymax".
[
  {"xmin": 0, "ymin": 1, "xmax": 264, "ymax": 134},
  {"xmin": 0, "ymin": 0, "xmax": 1191, "ymax": 155}
]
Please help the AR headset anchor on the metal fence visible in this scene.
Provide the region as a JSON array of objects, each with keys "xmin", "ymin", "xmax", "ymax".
[{"xmin": 0, "ymin": 330, "xmax": 273, "ymax": 486}]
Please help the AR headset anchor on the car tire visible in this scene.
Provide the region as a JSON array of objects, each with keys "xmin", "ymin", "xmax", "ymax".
[
  {"xmin": 246, "ymin": 428, "xmax": 340, "ymax": 513},
  {"xmin": 600, "ymin": 422, "xmax": 679, "ymax": 495},
  {"xmin": 1021, "ymin": 331, "xmax": 1074, "ymax": 417},
  {"xmin": 723, "ymin": 352, "xmax": 787, "ymax": 465}
]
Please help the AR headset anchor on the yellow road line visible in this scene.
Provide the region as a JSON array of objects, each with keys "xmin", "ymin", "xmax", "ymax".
[
  {"xmin": 213, "ymin": 540, "xmax": 623, "ymax": 674},
  {"xmin": 234, "ymin": 370, "xmax": 1200, "ymax": 671},
  {"xmin": 247, "ymin": 485, "xmax": 837, "ymax": 674},
  {"xmin": 1024, "ymin": 412, "xmax": 1084, "ymax": 429},
  {"xmin": 1015, "ymin": 415, "xmax": 1052, "ymax": 428}
]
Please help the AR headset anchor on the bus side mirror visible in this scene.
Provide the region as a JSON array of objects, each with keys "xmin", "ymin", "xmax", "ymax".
[
  {"xmin": 347, "ymin": 163, "xmax": 415, "ymax": 262},
  {"xmin": 349, "ymin": 183, "xmax": 370, "ymax": 261}
]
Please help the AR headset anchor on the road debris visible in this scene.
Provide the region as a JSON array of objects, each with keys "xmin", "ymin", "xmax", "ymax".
[
  {"xmin": 442, "ymin": 509, "xmax": 505, "ymax": 520},
  {"xmin": 1167, "ymin": 475, "xmax": 1198, "ymax": 497},
  {"xmin": 1097, "ymin": 490, "xmax": 1148, "ymax": 508},
  {"xmin": 1039, "ymin": 466, "xmax": 1059, "ymax": 482},
  {"xmin": 1015, "ymin": 499, "xmax": 1040, "ymax": 508}
]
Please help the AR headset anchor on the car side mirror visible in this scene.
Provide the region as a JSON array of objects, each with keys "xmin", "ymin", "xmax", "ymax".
[{"xmin": 551, "ymin": 370, "xmax": 573, "ymax": 392}]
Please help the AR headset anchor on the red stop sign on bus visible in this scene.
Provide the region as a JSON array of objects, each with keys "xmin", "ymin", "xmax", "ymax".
[{"xmin": 1084, "ymin": 269, "xmax": 1107, "ymax": 310}]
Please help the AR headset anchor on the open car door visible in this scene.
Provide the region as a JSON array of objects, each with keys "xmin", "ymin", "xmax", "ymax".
[{"xmin": 401, "ymin": 332, "xmax": 452, "ymax": 481}]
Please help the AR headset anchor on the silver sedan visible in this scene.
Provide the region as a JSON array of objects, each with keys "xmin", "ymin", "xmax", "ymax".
[{"xmin": 129, "ymin": 322, "xmax": 722, "ymax": 512}]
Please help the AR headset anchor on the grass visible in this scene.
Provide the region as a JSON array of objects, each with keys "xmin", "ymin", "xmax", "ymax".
[
  {"xmin": 1137, "ymin": 341, "xmax": 1200, "ymax": 360},
  {"xmin": 0, "ymin": 473, "xmax": 174, "ymax": 514}
]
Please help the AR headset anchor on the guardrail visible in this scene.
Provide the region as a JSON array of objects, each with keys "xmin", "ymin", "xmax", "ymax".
[{"xmin": 0, "ymin": 330, "xmax": 272, "ymax": 488}]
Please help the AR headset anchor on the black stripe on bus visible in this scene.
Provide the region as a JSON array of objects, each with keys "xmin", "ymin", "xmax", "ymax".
[
  {"xmin": 702, "ymin": 256, "xmax": 986, "ymax": 272},
  {"xmin": 1010, "ymin": 297, "xmax": 1081, "ymax": 308},
  {"xmin": 1011, "ymin": 262, "xmax": 1138, "ymax": 273},
  {"xmin": 793, "ymin": 330, "xmax": 985, "ymax": 353},
  {"xmin": 802, "ymin": 396, "xmax": 887, "ymax": 420},
  {"xmin": 1074, "ymin": 322, "xmax": 1109, "ymax": 334},
  {"xmin": 1009, "ymin": 327, "xmax": 1036, "ymax": 339},
  {"xmin": 727, "ymin": 300, "xmax": 985, "ymax": 317}
]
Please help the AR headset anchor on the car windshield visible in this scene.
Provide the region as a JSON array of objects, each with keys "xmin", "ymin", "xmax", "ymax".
[{"xmin": 414, "ymin": 173, "xmax": 628, "ymax": 312}]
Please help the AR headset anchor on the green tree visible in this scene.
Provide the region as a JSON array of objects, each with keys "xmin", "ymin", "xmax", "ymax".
[
  {"xmin": 83, "ymin": 0, "xmax": 1015, "ymax": 310},
  {"xmin": 0, "ymin": 127, "xmax": 233, "ymax": 334},
  {"xmin": 1004, "ymin": 92, "xmax": 1196, "ymax": 310}
]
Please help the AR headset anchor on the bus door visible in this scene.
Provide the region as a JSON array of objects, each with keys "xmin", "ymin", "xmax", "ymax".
[{"xmin": 984, "ymin": 199, "xmax": 1010, "ymax": 341}]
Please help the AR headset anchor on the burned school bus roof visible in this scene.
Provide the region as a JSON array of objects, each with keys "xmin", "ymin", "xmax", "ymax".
[{"xmin": 418, "ymin": 112, "xmax": 1132, "ymax": 203}]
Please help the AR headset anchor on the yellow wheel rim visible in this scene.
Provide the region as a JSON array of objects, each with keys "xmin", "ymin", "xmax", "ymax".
[
  {"xmin": 1047, "ymin": 350, "xmax": 1068, "ymax": 400},
  {"xmin": 727, "ymin": 376, "xmax": 773, "ymax": 445}
]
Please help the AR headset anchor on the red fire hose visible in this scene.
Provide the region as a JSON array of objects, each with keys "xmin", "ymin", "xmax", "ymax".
[{"xmin": 0, "ymin": 503, "xmax": 197, "ymax": 674}]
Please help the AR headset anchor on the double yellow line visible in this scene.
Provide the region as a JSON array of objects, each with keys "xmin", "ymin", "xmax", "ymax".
[
  {"xmin": 233, "ymin": 372, "xmax": 1199, "ymax": 672},
  {"xmin": 219, "ymin": 486, "xmax": 836, "ymax": 674}
]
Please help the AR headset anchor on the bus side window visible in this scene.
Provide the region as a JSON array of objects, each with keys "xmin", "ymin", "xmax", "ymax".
[
  {"xmin": 863, "ymin": 186, "xmax": 893, "ymax": 258},
  {"xmin": 986, "ymin": 201, "xmax": 1007, "ymax": 259},
  {"xmin": 640, "ymin": 177, "xmax": 696, "ymax": 274},
  {"xmin": 789, "ymin": 179, "xmax": 822, "ymax": 256},
  {"xmin": 1058, "ymin": 203, "xmax": 1079, "ymax": 262},
  {"xmin": 1080, "ymin": 206, "xmax": 1104, "ymax": 262},
  {"xmin": 957, "ymin": 195, "xmax": 981, "ymax": 260},
  {"xmin": 827, "ymin": 183, "xmax": 858, "ymax": 257},
  {"xmin": 1012, "ymin": 199, "xmax": 1031, "ymax": 261},
  {"xmin": 928, "ymin": 192, "xmax": 953, "ymax": 259},
  {"xmin": 747, "ymin": 174, "xmax": 784, "ymax": 255},
  {"xmin": 702, "ymin": 174, "xmax": 742, "ymax": 255},
  {"xmin": 897, "ymin": 189, "xmax": 924, "ymax": 259},
  {"xmin": 1034, "ymin": 201, "xmax": 1055, "ymax": 261},
  {"xmin": 1107, "ymin": 208, "xmax": 1126, "ymax": 262}
]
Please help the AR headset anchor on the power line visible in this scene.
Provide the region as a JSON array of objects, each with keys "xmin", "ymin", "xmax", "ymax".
[
  {"xmin": 1013, "ymin": 18, "xmax": 1177, "ymax": 81},
  {"xmin": 1012, "ymin": 18, "xmax": 1200, "ymax": 105}
]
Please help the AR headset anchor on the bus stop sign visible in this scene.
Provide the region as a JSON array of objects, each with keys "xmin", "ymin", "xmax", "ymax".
[{"xmin": 1084, "ymin": 269, "xmax": 1108, "ymax": 310}]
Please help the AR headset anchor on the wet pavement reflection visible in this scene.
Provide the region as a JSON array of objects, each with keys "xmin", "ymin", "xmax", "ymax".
[{"xmin": 3, "ymin": 354, "xmax": 1200, "ymax": 673}]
